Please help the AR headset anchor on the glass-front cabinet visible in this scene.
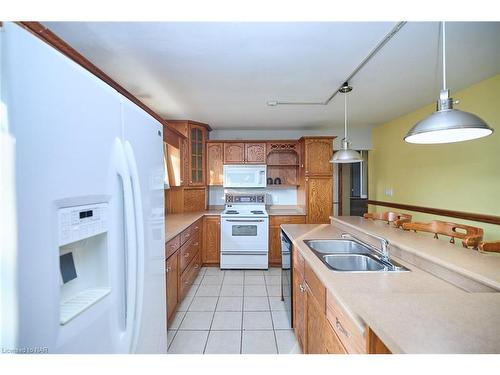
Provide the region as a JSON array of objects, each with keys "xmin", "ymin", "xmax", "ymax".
[
  {"xmin": 166, "ymin": 120, "xmax": 210, "ymax": 187},
  {"xmin": 190, "ymin": 125, "xmax": 205, "ymax": 185}
]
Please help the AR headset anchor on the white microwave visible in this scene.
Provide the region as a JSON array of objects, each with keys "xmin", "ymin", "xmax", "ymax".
[{"xmin": 223, "ymin": 165, "xmax": 267, "ymax": 188}]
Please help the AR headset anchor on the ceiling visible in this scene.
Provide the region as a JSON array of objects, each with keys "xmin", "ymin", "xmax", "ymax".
[{"xmin": 44, "ymin": 22, "xmax": 500, "ymax": 131}]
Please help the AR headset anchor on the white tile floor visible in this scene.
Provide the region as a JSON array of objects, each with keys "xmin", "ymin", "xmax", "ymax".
[{"xmin": 167, "ymin": 266, "xmax": 301, "ymax": 354}]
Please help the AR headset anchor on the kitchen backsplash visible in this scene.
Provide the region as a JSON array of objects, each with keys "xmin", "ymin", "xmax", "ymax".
[{"xmin": 208, "ymin": 186, "xmax": 298, "ymax": 206}]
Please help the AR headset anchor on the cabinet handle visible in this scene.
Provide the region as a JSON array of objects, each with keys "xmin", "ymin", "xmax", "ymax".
[
  {"xmin": 194, "ymin": 264, "xmax": 199, "ymax": 269},
  {"xmin": 299, "ymin": 284, "xmax": 306, "ymax": 293},
  {"xmin": 166, "ymin": 266, "xmax": 171, "ymax": 272},
  {"xmin": 305, "ymin": 170, "xmax": 308, "ymax": 173},
  {"xmin": 335, "ymin": 317, "xmax": 349, "ymax": 338},
  {"xmin": 184, "ymin": 253, "xmax": 190, "ymax": 258},
  {"xmin": 194, "ymin": 242, "xmax": 199, "ymax": 246}
]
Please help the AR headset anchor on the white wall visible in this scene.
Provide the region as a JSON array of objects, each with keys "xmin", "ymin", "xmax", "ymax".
[
  {"xmin": 210, "ymin": 127, "xmax": 373, "ymax": 150},
  {"xmin": 209, "ymin": 186, "xmax": 298, "ymax": 206}
]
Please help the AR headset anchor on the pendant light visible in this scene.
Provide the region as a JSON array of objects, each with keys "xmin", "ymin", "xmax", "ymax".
[
  {"xmin": 330, "ymin": 82, "xmax": 363, "ymax": 163},
  {"xmin": 404, "ymin": 22, "xmax": 494, "ymax": 144}
]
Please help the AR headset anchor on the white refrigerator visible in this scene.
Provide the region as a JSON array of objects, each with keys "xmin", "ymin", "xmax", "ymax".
[{"xmin": 0, "ymin": 22, "xmax": 166, "ymax": 353}]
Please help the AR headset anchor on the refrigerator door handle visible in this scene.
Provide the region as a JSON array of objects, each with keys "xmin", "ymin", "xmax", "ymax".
[
  {"xmin": 124, "ymin": 140, "xmax": 145, "ymax": 353},
  {"xmin": 114, "ymin": 138, "xmax": 137, "ymax": 353}
]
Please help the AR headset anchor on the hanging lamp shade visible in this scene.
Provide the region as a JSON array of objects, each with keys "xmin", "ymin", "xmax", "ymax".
[
  {"xmin": 331, "ymin": 82, "xmax": 363, "ymax": 164},
  {"xmin": 331, "ymin": 139, "xmax": 363, "ymax": 163},
  {"xmin": 404, "ymin": 90, "xmax": 493, "ymax": 143},
  {"xmin": 404, "ymin": 22, "xmax": 494, "ymax": 144}
]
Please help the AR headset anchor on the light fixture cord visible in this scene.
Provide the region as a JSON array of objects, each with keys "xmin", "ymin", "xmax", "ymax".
[
  {"xmin": 344, "ymin": 91, "xmax": 348, "ymax": 140},
  {"xmin": 442, "ymin": 21, "xmax": 446, "ymax": 90}
]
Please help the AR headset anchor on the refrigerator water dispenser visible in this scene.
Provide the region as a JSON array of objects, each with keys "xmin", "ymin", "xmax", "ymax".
[{"xmin": 58, "ymin": 203, "xmax": 111, "ymax": 325}]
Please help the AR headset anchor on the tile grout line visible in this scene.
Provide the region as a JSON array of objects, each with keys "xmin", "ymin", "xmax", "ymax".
[
  {"xmin": 240, "ymin": 270, "xmax": 246, "ymax": 354},
  {"xmin": 168, "ymin": 268, "xmax": 205, "ymax": 352},
  {"xmin": 202, "ymin": 268, "xmax": 224, "ymax": 354},
  {"xmin": 265, "ymin": 270, "xmax": 280, "ymax": 354}
]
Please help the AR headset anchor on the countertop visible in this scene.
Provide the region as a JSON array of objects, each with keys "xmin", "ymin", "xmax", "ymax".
[
  {"xmin": 281, "ymin": 218, "xmax": 500, "ymax": 354},
  {"xmin": 165, "ymin": 210, "xmax": 221, "ymax": 242},
  {"xmin": 165, "ymin": 205, "xmax": 305, "ymax": 242}
]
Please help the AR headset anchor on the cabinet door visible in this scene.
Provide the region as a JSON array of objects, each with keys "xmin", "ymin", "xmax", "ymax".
[
  {"xmin": 206, "ymin": 142, "xmax": 224, "ymax": 185},
  {"xmin": 189, "ymin": 124, "xmax": 206, "ymax": 186},
  {"xmin": 183, "ymin": 187, "xmax": 207, "ymax": 212},
  {"xmin": 306, "ymin": 176, "xmax": 333, "ymax": 224},
  {"xmin": 166, "ymin": 251, "xmax": 179, "ymax": 324},
  {"xmin": 224, "ymin": 142, "xmax": 245, "ymax": 164},
  {"xmin": 202, "ymin": 216, "xmax": 220, "ymax": 264},
  {"xmin": 306, "ymin": 286, "xmax": 328, "ymax": 354},
  {"xmin": 304, "ymin": 138, "xmax": 333, "ymax": 176},
  {"xmin": 181, "ymin": 138, "xmax": 189, "ymax": 186},
  {"xmin": 268, "ymin": 226, "xmax": 282, "ymax": 266},
  {"xmin": 292, "ymin": 252, "xmax": 306, "ymax": 352},
  {"xmin": 245, "ymin": 142, "xmax": 266, "ymax": 164}
]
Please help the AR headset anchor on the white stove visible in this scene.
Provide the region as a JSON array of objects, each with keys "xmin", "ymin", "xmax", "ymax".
[{"xmin": 220, "ymin": 193, "xmax": 269, "ymax": 269}]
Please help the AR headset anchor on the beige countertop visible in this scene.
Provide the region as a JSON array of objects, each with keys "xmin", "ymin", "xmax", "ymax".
[
  {"xmin": 165, "ymin": 210, "xmax": 221, "ymax": 242},
  {"xmin": 165, "ymin": 206, "xmax": 305, "ymax": 242},
  {"xmin": 267, "ymin": 205, "xmax": 306, "ymax": 216},
  {"xmin": 281, "ymin": 219, "xmax": 500, "ymax": 354}
]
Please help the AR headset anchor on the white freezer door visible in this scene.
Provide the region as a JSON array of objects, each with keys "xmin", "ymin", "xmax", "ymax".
[
  {"xmin": 4, "ymin": 23, "xmax": 129, "ymax": 353},
  {"xmin": 121, "ymin": 97, "xmax": 166, "ymax": 353}
]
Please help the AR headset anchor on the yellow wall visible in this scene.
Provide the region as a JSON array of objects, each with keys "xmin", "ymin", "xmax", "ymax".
[{"xmin": 368, "ymin": 74, "xmax": 500, "ymax": 240}]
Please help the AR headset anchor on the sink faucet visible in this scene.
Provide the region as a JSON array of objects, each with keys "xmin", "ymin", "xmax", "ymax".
[{"xmin": 341, "ymin": 232, "xmax": 390, "ymax": 261}]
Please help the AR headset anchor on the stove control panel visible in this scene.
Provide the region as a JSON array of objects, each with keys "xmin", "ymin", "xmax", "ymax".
[{"xmin": 225, "ymin": 194, "xmax": 266, "ymax": 204}]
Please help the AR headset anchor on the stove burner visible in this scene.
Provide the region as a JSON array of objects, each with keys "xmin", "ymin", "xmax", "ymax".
[
  {"xmin": 251, "ymin": 210, "xmax": 264, "ymax": 215},
  {"xmin": 225, "ymin": 210, "xmax": 239, "ymax": 214}
]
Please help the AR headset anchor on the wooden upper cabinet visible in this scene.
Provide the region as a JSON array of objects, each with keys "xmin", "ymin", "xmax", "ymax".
[
  {"xmin": 189, "ymin": 124, "xmax": 206, "ymax": 186},
  {"xmin": 163, "ymin": 125, "xmax": 188, "ymax": 187},
  {"xmin": 206, "ymin": 142, "xmax": 224, "ymax": 185},
  {"xmin": 167, "ymin": 120, "xmax": 211, "ymax": 186},
  {"xmin": 224, "ymin": 142, "xmax": 245, "ymax": 164},
  {"xmin": 303, "ymin": 137, "xmax": 333, "ymax": 176},
  {"xmin": 244, "ymin": 143, "xmax": 266, "ymax": 164},
  {"xmin": 306, "ymin": 176, "xmax": 333, "ymax": 224}
]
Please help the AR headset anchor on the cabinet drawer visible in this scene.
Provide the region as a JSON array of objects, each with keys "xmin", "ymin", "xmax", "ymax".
[
  {"xmin": 181, "ymin": 219, "xmax": 201, "ymax": 244},
  {"xmin": 326, "ymin": 290, "xmax": 366, "ymax": 354},
  {"xmin": 325, "ymin": 318, "xmax": 347, "ymax": 354},
  {"xmin": 270, "ymin": 215, "xmax": 306, "ymax": 226},
  {"xmin": 179, "ymin": 252, "xmax": 201, "ymax": 299},
  {"xmin": 304, "ymin": 263, "xmax": 326, "ymax": 310},
  {"xmin": 179, "ymin": 235, "xmax": 201, "ymax": 273},
  {"xmin": 165, "ymin": 235, "xmax": 180, "ymax": 259}
]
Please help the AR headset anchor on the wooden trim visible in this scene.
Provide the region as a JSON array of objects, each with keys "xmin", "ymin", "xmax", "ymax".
[
  {"xmin": 166, "ymin": 119, "xmax": 213, "ymax": 132},
  {"xmin": 367, "ymin": 200, "xmax": 500, "ymax": 226},
  {"xmin": 16, "ymin": 21, "xmax": 185, "ymax": 140},
  {"xmin": 206, "ymin": 139, "xmax": 297, "ymax": 143}
]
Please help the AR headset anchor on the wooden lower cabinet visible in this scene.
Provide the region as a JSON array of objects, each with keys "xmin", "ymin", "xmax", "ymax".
[
  {"xmin": 269, "ymin": 215, "xmax": 306, "ymax": 266},
  {"xmin": 292, "ymin": 246, "xmax": 391, "ymax": 354},
  {"xmin": 292, "ymin": 250, "xmax": 306, "ymax": 352},
  {"xmin": 166, "ymin": 220, "xmax": 202, "ymax": 327},
  {"xmin": 166, "ymin": 250, "xmax": 179, "ymax": 323},
  {"xmin": 202, "ymin": 216, "xmax": 220, "ymax": 264}
]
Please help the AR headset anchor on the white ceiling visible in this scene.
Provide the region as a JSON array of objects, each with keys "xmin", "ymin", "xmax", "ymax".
[{"xmin": 44, "ymin": 22, "xmax": 500, "ymax": 131}]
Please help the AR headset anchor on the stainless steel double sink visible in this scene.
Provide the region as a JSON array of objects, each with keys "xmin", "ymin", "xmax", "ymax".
[{"xmin": 303, "ymin": 237, "xmax": 410, "ymax": 273}]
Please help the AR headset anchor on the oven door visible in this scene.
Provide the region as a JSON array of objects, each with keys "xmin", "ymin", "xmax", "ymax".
[{"xmin": 221, "ymin": 217, "xmax": 268, "ymax": 251}]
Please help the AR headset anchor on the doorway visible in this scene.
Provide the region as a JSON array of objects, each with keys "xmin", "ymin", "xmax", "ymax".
[{"xmin": 334, "ymin": 150, "xmax": 368, "ymax": 216}]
